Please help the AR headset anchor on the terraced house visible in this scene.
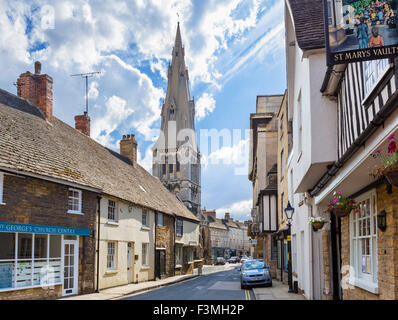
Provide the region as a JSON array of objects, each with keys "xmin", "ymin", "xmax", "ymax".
[{"xmin": 0, "ymin": 62, "xmax": 200, "ymax": 299}]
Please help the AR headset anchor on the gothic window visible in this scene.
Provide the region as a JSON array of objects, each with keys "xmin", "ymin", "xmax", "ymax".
[{"xmin": 169, "ymin": 106, "xmax": 175, "ymax": 120}]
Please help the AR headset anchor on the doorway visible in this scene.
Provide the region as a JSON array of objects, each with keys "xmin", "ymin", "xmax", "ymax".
[
  {"xmin": 62, "ymin": 239, "xmax": 79, "ymax": 296},
  {"xmin": 155, "ymin": 249, "xmax": 166, "ymax": 279},
  {"xmin": 127, "ymin": 242, "xmax": 135, "ymax": 283}
]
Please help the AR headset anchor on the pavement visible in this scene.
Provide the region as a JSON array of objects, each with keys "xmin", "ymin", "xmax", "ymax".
[
  {"xmin": 252, "ymin": 280, "xmax": 306, "ymax": 300},
  {"xmin": 59, "ymin": 263, "xmax": 237, "ymax": 300}
]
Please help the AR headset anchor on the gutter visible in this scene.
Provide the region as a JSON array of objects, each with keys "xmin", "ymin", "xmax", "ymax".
[{"xmin": 309, "ymin": 90, "xmax": 398, "ymax": 197}]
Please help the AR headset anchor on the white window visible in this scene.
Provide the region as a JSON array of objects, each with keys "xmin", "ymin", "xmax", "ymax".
[
  {"xmin": 363, "ymin": 59, "xmax": 390, "ymax": 96},
  {"xmin": 142, "ymin": 209, "xmax": 148, "ymax": 227},
  {"xmin": 157, "ymin": 212, "xmax": 163, "ymax": 226},
  {"xmin": 142, "ymin": 243, "xmax": 149, "ymax": 267},
  {"xmin": 176, "ymin": 218, "xmax": 183, "ymax": 236},
  {"xmin": 107, "ymin": 242, "xmax": 116, "ymax": 270},
  {"xmin": 349, "ymin": 190, "xmax": 378, "ymax": 293},
  {"xmin": 175, "ymin": 246, "xmax": 183, "ymax": 266},
  {"xmin": 0, "ymin": 173, "xmax": 4, "ymax": 204},
  {"xmin": 108, "ymin": 200, "xmax": 117, "ymax": 222},
  {"xmin": 0, "ymin": 233, "xmax": 62, "ymax": 290},
  {"xmin": 68, "ymin": 188, "xmax": 82, "ymax": 214}
]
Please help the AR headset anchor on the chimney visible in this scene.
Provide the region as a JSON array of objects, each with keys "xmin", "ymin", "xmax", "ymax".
[
  {"xmin": 75, "ymin": 112, "xmax": 91, "ymax": 136},
  {"xmin": 120, "ymin": 134, "xmax": 138, "ymax": 166},
  {"xmin": 17, "ymin": 61, "xmax": 53, "ymax": 121},
  {"xmin": 224, "ymin": 212, "xmax": 230, "ymax": 221}
]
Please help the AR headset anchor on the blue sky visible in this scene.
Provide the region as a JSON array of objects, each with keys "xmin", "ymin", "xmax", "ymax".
[{"xmin": 0, "ymin": 0, "xmax": 286, "ymax": 221}]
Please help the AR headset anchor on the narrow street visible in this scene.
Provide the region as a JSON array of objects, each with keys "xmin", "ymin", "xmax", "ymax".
[{"xmin": 120, "ymin": 265, "xmax": 255, "ymax": 300}]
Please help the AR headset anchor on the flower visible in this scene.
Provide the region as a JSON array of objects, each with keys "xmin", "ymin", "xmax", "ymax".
[
  {"xmin": 388, "ymin": 134, "xmax": 396, "ymax": 141},
  {"xmin": 388, "ymin": 141, "xmax": 397, "ymax": 153}
]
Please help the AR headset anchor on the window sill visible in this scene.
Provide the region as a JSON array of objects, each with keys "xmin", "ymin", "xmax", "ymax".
[
  {"xmin": 67, "ymin": 211, "xmax": 84, "ymax": 215},
  {"xmin": 105, "ymin": 269, "xmax": 119, "ymax": 275},
  {"xmin": 141, "ymin": 266, "xmax": 150, "ymax": 270},
  {"xmin": 141, "ymin": 226, "xmax": 150, "ymax": 231},
  {"xmin": 175, "ymin": 265, "xmax": 182, "ymax": 269},
  {"xmin": 0, "ymin": 202, "xmax": 5, "ymax": 206},
  {"xmin": 106, "ymin": 221, "xmax": 119, "ymax": 226},
  {"xmin": 347, "ymin": 277, "xmax": 379, "ymax": 294}
]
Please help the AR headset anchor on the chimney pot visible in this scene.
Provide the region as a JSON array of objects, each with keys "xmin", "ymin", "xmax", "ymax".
[{"xmin": 35, "ymin": 61, "xmax": 41, "ymax": 75}]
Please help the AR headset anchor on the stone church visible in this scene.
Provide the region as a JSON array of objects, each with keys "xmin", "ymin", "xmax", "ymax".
[{"xmin": 152, "ymin": 23, "xmax": 201, "ymax": 216}]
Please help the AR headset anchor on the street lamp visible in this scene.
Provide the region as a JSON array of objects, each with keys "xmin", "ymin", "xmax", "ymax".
[{"xmin": 285, "ymin": 201, "xmax": 295, "ymax": 293}]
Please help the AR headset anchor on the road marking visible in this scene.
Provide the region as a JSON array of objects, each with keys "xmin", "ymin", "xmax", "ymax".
[{"xmin": 245, "ymin": 289, "xmax": 251, "ymax": 300}]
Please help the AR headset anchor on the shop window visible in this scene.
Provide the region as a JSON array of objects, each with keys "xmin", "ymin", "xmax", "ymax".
[
  {"xmin": 108, "ymin": 200, "xmax": 117, "ymax": 222},
  {"xmin": 107, "ymin": 242, "xmax": 116, "ymax": 270},
  {"xmin": 0, "ymin": 233, "xmax": 62, "ymax": 291},
  {"xmin": 176, "ymin": 218, "xmax": 183, "ymax": 236},
  {"xmin": 349, "ymin": 190, "xmax": 378, "ymax": 293},
  {"xmin": 142, "ymin": 243, "xmax": 149, "ymax": 267},
  {"xmin": 68, "ymin": 188, "xmax": 82, "ymax": 214},
  {"xmin": 0, "ymin": 173, "xmax": 4, "ymax": 204},
  {"xmin": 142, "ymin": 209, "xmax": 148, "ymax": 227}
]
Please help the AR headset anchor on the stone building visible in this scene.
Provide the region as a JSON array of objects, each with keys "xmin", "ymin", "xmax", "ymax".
[
  {"xmin": 0, "ymin": 62, "xmax": 200, "ymax": 299},
  {"xmin": 248, "ymin": 95, "xmax": 283, "ymax": 277},
  {"xmin": 152, "ymin": 23, "xmax": 201, "ymax": 216}
]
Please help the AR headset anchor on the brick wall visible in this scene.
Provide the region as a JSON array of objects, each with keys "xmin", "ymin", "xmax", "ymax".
[
  {"xmin": 341, "ymin": 184, "xmax": 398, "ymax": 300},
  {"xmin": 0, "ymin": 173, "xmax": 98, "ymax": 299},
  {"xmin": 155, "ymin": 213, "xmax": 175, "ymax": 277},
  {"xmin": 0, "ymin": 285, "xmax": 62, "ymax": 300}
]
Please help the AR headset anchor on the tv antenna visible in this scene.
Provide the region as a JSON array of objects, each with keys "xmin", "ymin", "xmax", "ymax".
[{"xmin": 71, "ymin": 71, "xmax": 101, "ymax": 115}]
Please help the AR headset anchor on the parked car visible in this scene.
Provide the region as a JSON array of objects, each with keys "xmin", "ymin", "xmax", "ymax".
[
  {"xmin": 240, "ymin": 255, "xmax": 248, "ymax": 264},
  {"xmin": 240, "ymin": 259, "xmax": 272, "ymax": 289},
  {"xmin": 227, "ymin": 256, "xmax": 239, "ymax": 264},
  {"xmin": 214, "ymin": 257, "xmax": 226, "ymax": 265}
]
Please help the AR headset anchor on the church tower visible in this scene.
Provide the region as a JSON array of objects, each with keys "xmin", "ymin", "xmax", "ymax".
[{"xmin": 152, "ymin": 23, "xmax": 201, "ymax": 216}]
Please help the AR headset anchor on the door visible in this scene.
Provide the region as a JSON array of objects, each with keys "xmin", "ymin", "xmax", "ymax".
[
  {"xmin": 127, "ymin": 242, "xmax": 135, "ymax": 283},
  {"xmin": 62, "ymin": 239, "xmax": 79, "ymax": 296},
  {"xmin": 155, "ymin": 250, "xmax": 166, "ymax": 279}
]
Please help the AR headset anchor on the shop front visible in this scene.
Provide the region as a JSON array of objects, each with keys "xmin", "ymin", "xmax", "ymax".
[{"xmin": 0, "ymin": 222, "xmax": 90, "ymax": 299}]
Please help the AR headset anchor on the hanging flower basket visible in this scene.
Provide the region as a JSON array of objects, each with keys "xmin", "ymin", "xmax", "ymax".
[
  {"xmin": 309, "ymin": 217, "xmax": 328, "ymax": 232},
  {"xmin": 385, "ymin": 168, "xmax": 398, "ymax": 187},
  {"xmin": 333, "ymin": 207, "xmax": 351, "ymax": 218}
]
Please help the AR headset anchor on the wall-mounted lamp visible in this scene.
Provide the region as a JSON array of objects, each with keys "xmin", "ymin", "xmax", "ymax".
[{"xmin": 377, "ymin": 210, "xmax": 387, "ymax": 232}]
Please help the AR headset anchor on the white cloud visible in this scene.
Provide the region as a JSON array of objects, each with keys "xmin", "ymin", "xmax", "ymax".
[
  {"xmin": 216, "ymin": 199, "xmax": 252, "ymax": 221},
  {"xmin": 196, "ymin": 93, "xmax": 216, "ymax": 121},
  {"xmin": 137, "ymin": 144, "xmax": 154, "ymax": 172}
]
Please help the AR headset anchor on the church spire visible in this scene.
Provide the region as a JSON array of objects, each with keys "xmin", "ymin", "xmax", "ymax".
[{"xmin": 174, "ymin": 22, "xmax": 182, "ymax": 48}]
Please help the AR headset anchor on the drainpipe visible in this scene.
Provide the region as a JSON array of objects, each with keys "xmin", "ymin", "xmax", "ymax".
[{"xmin": 96, "ymin": 195, "xmax": 102, "ymax": 293}]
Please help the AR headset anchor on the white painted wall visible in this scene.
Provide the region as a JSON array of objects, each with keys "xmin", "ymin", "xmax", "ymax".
[
  {"xmin": 176, "ymin": 219, "xmax": 200, "ymax": 246},
  {"xmin": 96, "ymin": 196, "xmax": 155, "ymax": 290}
]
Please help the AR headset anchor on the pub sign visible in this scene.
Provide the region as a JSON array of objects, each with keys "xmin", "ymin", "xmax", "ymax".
[{"xmin": 324, "ymin": 0, "xmax": 398, "ymax": 65}]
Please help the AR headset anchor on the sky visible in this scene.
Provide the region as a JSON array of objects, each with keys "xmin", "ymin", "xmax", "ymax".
[{"xmin": 0, "ymin": 0, "xmax": 286, "ymax": 221}]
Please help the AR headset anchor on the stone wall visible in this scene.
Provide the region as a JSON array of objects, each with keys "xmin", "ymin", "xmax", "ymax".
[
  {"xmin": 0, "ymin": 285, "xmax": 62, "ymax": 300},
  {"xmin": 322, "ymin": 230, "xmax": 333, "ymax": 300},
  {"xmin": 155, "ymin": 213, "xmax": 175, "ymax": 278},
  {"xmin": 0, "ymin": 174, "xmax": 97, "ymax": 299}
]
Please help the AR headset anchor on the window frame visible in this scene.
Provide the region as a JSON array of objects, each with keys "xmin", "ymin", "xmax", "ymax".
[
  {"xmin": 176, "ymin": 218, "xmax": 183, "ymax": 237},
  {"xmin": 362, "ymin": 59, "xmax": 391, "ymax": 101},
  {"xmin": 107, "ymin": 199, "xmax": 117, "ymax": 222},
  {"xmin": 348, "ymin": 189, "xmax": 378, "ymax": 293},
  {"xmin": 142, "ymin": 209, "xmax": 148, "ymax": 227},
  {"xmin": 107, "ymin": 241, "xmax": 117, "ymax": 271},
  {"xmin": 67, "ymin": 188, "xmax": 83, "ymax": 214},
  {"xmin": 142, "ymin": 243, "xmax": 149, "ymax": 267}
]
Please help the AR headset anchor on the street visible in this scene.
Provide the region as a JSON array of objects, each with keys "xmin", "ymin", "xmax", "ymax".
[{"xmin": 120, "ymin": 265, "xmax": 256, "ymax": 300}]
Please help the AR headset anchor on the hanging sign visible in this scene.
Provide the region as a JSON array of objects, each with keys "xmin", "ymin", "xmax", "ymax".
[{"xmin": 324, "ymin": 0, "xmax": 398, "ymax": 65}]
